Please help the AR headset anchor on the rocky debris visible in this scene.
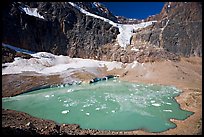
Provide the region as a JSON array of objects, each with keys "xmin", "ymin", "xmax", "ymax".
[
  {"xmin": 133, "ymin": 2, "xmax": 202, "ymax": 57},
  {"xmin": 89, "ymin": 75, "xmax": 117, "ymax": 83},
  {"xmin": 2, "ymin": 2, "xmax": 201, "ymax": 63},
  {"xmin": 2, "ymin": 74, "xmax": 63, "ymax": 97},
  {"xmin": 116, "ymin": 16, "xmax": 142, "ymax": 24},
  {"xmin": 2, "ymin": 109, "xmax": 123, "ymax": 135},
  {"xmin": 97, "ymin": 42, "xmax": 180, "ymax": 63}
]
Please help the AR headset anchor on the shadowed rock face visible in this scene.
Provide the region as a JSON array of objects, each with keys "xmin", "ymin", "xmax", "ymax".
[
  {"xmin": 2, "ymin": 2, "xmax": 119, "ymax": 58},
  {"xmin": 133, "ymin": 2, "xmax": 202, "ymax": 57},
  {"xmin": 2, "ymin": 2, "xmax": 202, "ymax": 63}
]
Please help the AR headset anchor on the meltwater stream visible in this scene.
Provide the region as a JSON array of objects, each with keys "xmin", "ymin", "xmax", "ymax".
[{"xmin": 2, "ymin": 80, "xmax": 193, "ymax": 132}]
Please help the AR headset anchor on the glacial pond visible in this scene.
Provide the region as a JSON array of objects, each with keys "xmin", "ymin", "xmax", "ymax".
[{"xmin": 2, "ymin": 80, "xmax": 193, "ymax": 132}]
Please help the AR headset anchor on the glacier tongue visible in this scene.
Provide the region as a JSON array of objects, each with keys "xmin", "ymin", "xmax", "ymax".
[
  {"xmin": 68, "ymin": 2, "xmax": 156, "ymax": 48},
  {"xmin": 116, "ymin": 21, "xmax": 156, "ymax": 48}
]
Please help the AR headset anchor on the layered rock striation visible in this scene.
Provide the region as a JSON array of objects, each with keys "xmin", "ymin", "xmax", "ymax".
[
  {"xmin": 2, "ymin": 2, "xmax": 202, "ymax": 63},
  {"xmin": 133, "ymin": 2, "xmax": 202, "ymax": 57},
  {"xmin": 2, "ymin": 2, "xmax": 119, "ymax": 59}
]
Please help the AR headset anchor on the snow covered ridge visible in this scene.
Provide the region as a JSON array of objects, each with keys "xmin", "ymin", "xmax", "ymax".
[
  {"xmin": 22, "ymin": 7, "xmax": 44, "ymax": 19},
  {"xmin": 68, "ymin": 2, "xmax": 156, "ymax": 48},
  {"xmin": 2, "ymin": 51, "xmax": 123, "ymax": 75}
]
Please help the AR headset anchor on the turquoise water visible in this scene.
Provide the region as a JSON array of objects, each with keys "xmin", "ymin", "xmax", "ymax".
[{"xmin": 2, "ymin": 80, "xmax": 193, "ymax": 132}]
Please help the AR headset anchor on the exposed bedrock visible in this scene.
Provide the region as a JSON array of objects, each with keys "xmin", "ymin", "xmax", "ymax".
[
  {"xmin": 132, "ymin": 2, "xmax": 202, "ymax": 57},
  {"xmin": 2, "ymin": 2, "xmax": 202, "ymax": 63},
  {"xmin": 2, "ymin": 2, "xmax": 119, "ymax": 59}
]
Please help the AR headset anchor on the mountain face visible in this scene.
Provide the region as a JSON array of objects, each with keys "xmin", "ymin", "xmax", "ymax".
[
  {"xmin": 2, "ymin": 2, "xmax": 119, "ymax": 59},
  {"xmin": 2, "ymin": 2, "xmax": 202, "ymax": 63},
  {"xmin": 133, "ymin": 2, "xmax": 202, "ymax": 57}
]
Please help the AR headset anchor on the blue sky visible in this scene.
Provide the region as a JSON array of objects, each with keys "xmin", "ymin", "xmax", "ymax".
[{"xmin": 102, "ymin": 2, "xmax": 165, "ymax": 19}]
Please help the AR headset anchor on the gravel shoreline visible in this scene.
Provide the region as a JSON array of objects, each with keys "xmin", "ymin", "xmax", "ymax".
[{"xmin": 2, "ymin": 57, "xmax": 202, "ymax": 135}]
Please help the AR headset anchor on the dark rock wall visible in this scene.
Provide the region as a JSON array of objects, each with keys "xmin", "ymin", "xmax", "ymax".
[
  {"xmin": 132, "ymin": 2, "xmax": 202, "ymax": 57},
  {"xmin": 2, "ymin": 2, "xmax": 202, "ymax": 63},
  {"xmin": 2, "ymin": 2, "xmax": 119, "ymax": 58}
]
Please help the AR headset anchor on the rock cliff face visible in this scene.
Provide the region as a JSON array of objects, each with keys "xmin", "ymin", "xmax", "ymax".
[
  {"xmin": 2, "ymin": 2, "xmax": 202, "ymax": 63},
  {"xmin": 132, "ymin": 2, "xmax": 202, "ymax": 57},
  {"xmin": 2, "ymin": 2, "xmax": 119, "ymax": 58}
]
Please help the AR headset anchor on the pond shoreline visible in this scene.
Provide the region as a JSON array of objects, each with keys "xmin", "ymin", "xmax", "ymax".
[{"xmin": 2, "ymin": 57, "xmax": 202, "ymax": 135}]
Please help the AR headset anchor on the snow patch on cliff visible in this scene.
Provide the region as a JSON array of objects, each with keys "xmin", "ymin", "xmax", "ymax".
[
  {"xmin": 68, "ymin": 2, "xmax": 156, "ymax": 48},
  {"xmin": 22, "ymin": 7, "xmax": 44, "ymax": 19}
]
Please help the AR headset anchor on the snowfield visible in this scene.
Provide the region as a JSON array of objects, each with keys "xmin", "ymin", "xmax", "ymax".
[
  {"xmin": 2, "ymin": 43, "xmax": 146, "ymax": 76},
  {"xmin": 2, "ymin": 49, "xmax": 123, "ymax": 75}
]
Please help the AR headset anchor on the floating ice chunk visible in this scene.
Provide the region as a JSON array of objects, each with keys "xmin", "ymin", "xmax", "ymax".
[
  {"xmin": 83, "ymin": 104, "xmax": 92, "ymax": 108},
  {"xmin": 62, "ymin": 110, "xmax": 69, "ymax": 114},
  {"xmin": 111, "ymin": 110, "xmax": 116, "ymax": 113},
  {"xmin": 152, "ymin": 103, "xmax": 161, "ymax": 107},
  {"xmin": 86, "ymin": 112, "xmax": 90, "ymax": 116},
  {"xmin": 45, "ymin": 95, "xmax": 50, "ymax": 98},
  {"xmin": 63, "ymin": 104, "xmax": 69, "ymax": 107},
  {"xmin": 163, "ymin": 110, "xmax": 172, "ymax": 112},
  {"xmin": 166, "ymin": 102, "xmax": 172, "ymax": 105},
  {"xmin": 100, "ymin": 104, "xmax": 107, "ymax": 109},
  {"xmin": 51, "ymin": 94, "xmax": 54, "ymax": 97},
  {"xmin": 67, "ymin": 89, "xmax": 73, "ymax": 92},
  {"xmin": 150, "ymin": 100, "xmax": 156, "ymax": 103},
  {"xmin": 69, "ymin": 102, "xmax": 76, "ymax": 107},
  {"xmin": 95, "ymin": 107, "xmax": 100, "ymax": 110},
  {"xmin": 80, "ymin": 109, "xmax": 84, "ymax": 112}
]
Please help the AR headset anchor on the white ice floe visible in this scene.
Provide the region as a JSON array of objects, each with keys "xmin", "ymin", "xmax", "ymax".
[
  {"xmin": 61, "ymin": 110, "xmax": 70, "ymax": 114},
  {"xmin": 68, "ymin": 2, "xmax": 156, "ymax": 48},
  {"xmin": 22, "ymin": 7, "xmax": 44, "ymax": 19},
  {"xmin": 95, "ymin": 107, "xmax": 100, "ymax": 110},
  {"xmin": 150, "ymin": 100, "xmax": 156, "ymax": 103},
  {"xmin": 163, "ymin": 109, "xmax": 172, "ymax": 112},
  {"xmin": 151, "ymin": 103, "xmax": 161, "ymax": 107},
  {"xmin": 45, "ymin": 95, "xmax": 50, "ymax": 98},
  {"xmin": 67, "ymin": 89, "xmax": 73, "ymax": 93},
  {"xmin": 86, "ymin": 112, "xmax": 90, "ymax": 116},
  {"xmin": 111, "ymin": 110, "xmax": 116, "ymax": 113}
]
